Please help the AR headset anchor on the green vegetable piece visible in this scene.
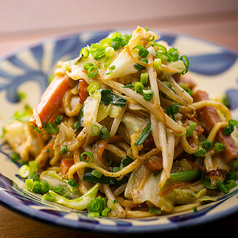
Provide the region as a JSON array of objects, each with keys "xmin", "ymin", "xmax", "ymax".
[
  {"xmin": 216, "ymin": 180, "xmax": 229, "ymax": 194},
  {"xmin": 28, "ymin": 173, "xmax": 39, "ymax": 181},
  {"xmin": 10, "ymin": 152, "xmax": 19, "ymax": 163},
  {"xmin": 83, "ymin": 167, "xmax": 128, "ymax": 186},
  {"xmin": 73, "ymin": 105, "xmax": 84, "ymax": 133},
  {"xmin": 91, "ymin": 170, "xmax": 103, "ymax": 179},
  {"xmin": 80, "ymin": 152, "xmax": 94, "ymax": 163},
  {"xmin": 222, "ymin": 119, "xmax": 238, "ymax": 135},
  {"xmin": 87, "ymin": 196, "xmax": 106, "ymax": 215},
  {"xmin": 19, "ymin": 165, "xmax": 30, "ymax": 178},
  {"xmin": 101, "ymin": 89, "xmax": 127, "ymax": 107},
  {"xmin": 61, "ymin": 145, "xmax": 68, "ymax": 154},
  {"xmin": 88, "ymin": 65, "xmax": 99, "ymax": 78},
  {"xmin": 180, "ymin": 55, "xmax": 189, "ymax": 75},
  {"xmin": 187, "ymin": 122, "xmax": 197, "ymax": 137},
  {"xmin": 68, "ymin": 178, "xmax": 79, "ymax": 188},
  {"xmin": 170, "ymin": 170, "xmax": 201, "ymax": 182},
  {"xmin": 42, "ymin": 183, "xmax": 100, "ymax": 210},
  {"xmin": 134, "ymin": 82, "xmax": 144, "ymax": 94},
  {"xmin": 201, "ymin": 140, "xmax": 212, "ymax": 150},
  {"xmin": 214, "ymin": 141, "xmax": 225, "ymax": 153},
  {"xmin": 102, "ymin": 207, "xmax": 111, "ymax": 217},
  {"xmin": 100, "ymin": 125, "xmax": 110, "ymax": 140},
  {"xmin": 134, "ymin": 123, "xmax": 151, "ymax": 146},
  {"xmin": 166, "ymin": 104, "xmax": 179, "ymax": 121},
  {"xmin": 142, "ymin": 89, "xmax": 154, "ymax": 101},
  {"xmin": 40, "ymin": 180, "xmax": 50, "ymax": 193},
  {"xmin": 203, "ymin": 177, "xmax": 217, "ymax": 189}
]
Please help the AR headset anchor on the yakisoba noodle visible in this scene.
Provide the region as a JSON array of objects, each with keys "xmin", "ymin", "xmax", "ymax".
[{"xmin": 4, "ymin": 26, "xmax": 238, "ymax": 218}]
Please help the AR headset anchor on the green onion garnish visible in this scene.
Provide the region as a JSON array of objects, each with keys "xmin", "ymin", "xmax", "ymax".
[
  {"xmin": 88, "ymin": 65, "xmax": 99, "ymax": 78},
  {"xmin": 140, "ymin": 72, "xmax": 149, "ymax": 86},
  {"xmin": 100, "ymin": 125, "xmax": 110, "ymax": 140},
  {"xmin": 80, "ymin": 152, "xmax": 94, "ymax": 163},
  {"xmin": 87, "ymin": 81, "xmax": 100, "ymax": 96},
  {"xmin": 83, "ymin": 62, "xmax": 94, "ymax": 70},
  {"xmin": 19, "ymin": 165, "xmax": 31, "ymax": 178},
  {"xmin": 61, "ymin": 145, "xmax": 68, "ymax": 154},
  {"xmin": 153, "ymin": 58, "xmax": 162, "ymax": 71},
  {"xmin": 134, "ymin": 123, "xmax": 151, "ymax": 146},
  {"xmin": 134, "ymin": 82, "xmax": 144, "ymax": 94},
  {"xmin": 180, "ymin": 55, "xmax": 189, "ymax": 75},
  {"xmin": 214, "ymin": 141, "xmax": 225, "ymax": 153},
  {"xmin": 91, "ymin": 169, "xmax": 103, "ymax": 178},
  {"xmin": 142, "ymin": 89, "xmax": 154, "ymax": 101},
  {"xmin": 80, "ymin": 47, "xmax": 89, "ymax": 59},
  {"xmin": 91, "ymin": 124, "xmax": 100, "ymax": 136},
  {"xmin": 187, "ymin": 122, "xmax": 197, "ymax": 137}
]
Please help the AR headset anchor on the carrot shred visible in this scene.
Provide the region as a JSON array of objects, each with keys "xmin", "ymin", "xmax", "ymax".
[
  {"xmin": 60, "ymin": 158, "xmax": 74, "ymax": 176},
  {"xmin": 125, "ymin": 45, "xmax": 153, "ymax": 67},
  {"xmin": 97, "ymin": 136, "xmax": 124, "ymax": 164}
]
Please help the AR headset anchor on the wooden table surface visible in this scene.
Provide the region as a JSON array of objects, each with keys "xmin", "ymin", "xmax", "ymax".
[{"xmin": 0, "ymin": 1, "xmax": 238, "ymax": 237}]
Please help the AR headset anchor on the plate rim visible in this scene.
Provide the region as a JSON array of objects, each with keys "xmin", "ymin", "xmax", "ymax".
[{"xmin": 0, "ymin": 28, "xmax": 238, "ymax": 234}]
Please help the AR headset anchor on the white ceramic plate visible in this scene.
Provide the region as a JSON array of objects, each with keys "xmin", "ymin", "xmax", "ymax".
[{"xmin": 0, "ymin": 29, "xmax": 238, "ymax": 234}]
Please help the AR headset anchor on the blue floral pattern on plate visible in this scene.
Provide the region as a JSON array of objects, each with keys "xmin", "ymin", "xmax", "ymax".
[{"xmin": 0, "ymin": 29, "xmax": 238, "ymax": 234}]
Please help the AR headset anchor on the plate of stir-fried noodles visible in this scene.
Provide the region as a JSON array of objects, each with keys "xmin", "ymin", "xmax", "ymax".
[{"xmin": 0, "ymin": 27, "xmax": 237, "ymax": 234}]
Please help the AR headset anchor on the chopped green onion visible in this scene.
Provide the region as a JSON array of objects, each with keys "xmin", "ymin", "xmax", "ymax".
[
  {"xmin": 19, "ymin": 165, "xmax": 31, "ymax": 178},
  {"xmin": 226, "ymin": 172, "xmax": 238, "ymax": 180},
  {"xmin": 80, "ymin": 152, "xmax": 94, "ymax": 163},
  {"xmin": 10, "ymin": 152, "xmax": 19, "ymax": 163},
  {"xmin": 55, "ymin": 115, "xmax": 63, "ymax": 125},
  {"xmin": 103, "ymin": 56, "xmax": 112, "ymax": 68},
  {"xmin": 194, "ymin": 147, "xmax": 210, "ymax": 158},
  {"xmin": 105, "ymin": 65, "xmax": 116, "ymax": 75},
  {"xmin": 91, "ymin": 169, "xmax": 103, "ymax": 178},
  {"xmin": 100, "ymin": 125, "xmax": 110, "ymax": 140},
  {"xmin": 224, "ymin": 180, "xmax": 237, "ymax": 190},
  {"xmin": 102, "ymin": 154, "xmax": 113, "ymax": 166},
  {"xmin": 122, "ymin": 84, "xmax": 134, "ymax": 88},
  {"xmin": 41, "ymin": 180, "xmax": 50, "ymax": 193},
  {"xmin": 87, "ymin": 81, "xmax": 100, "ymax": 96},
  {"xmin": 201, "ymin": 140, "xmax": 212, "ymax": 150},
  {"xmin": 80, "ymin": 47, "xmax": 89, "ymax": 59},
  {"xmin": 88, "ymin": 65, "xmax": 99, "ymax": 78},
  {"xmin": 166, "ymin": 104, "xmax": 179, "ymax": 121},
  {"xmin": 68, "ymin": 178, "xmax": 79, "ymax": 188},
  {"xmin": 180, "ymin": 55, "xmax": 189, "ymax": 75},
  {"xmin": 61, "ymin": 145, "xmax": 68, "ymax": 154},
  {"xmin": 170, "ymin": 170, "xmax": 201, "ymax": 182},
  {"xmin": 153, "ymin": 58, "xmax": 162, "ymax": 71},
  {"xmin": 142, "ymin": 89, "xmax": 154, "ymax": 101},
  {"xmin": 83, "ymin": 62, "xmax": 94, "ymax": 70},
  {"xmin": 147, "ymin": 35, "xmax": 155, "ymax": 42},
  {"xmin": 228, "ymin": 158, "xmax": 238, "ymax": 169},
  {"xmin": 102, "ymin": 207, "xmax": 111, "ymax": 217},
  {"xmin": 203, "ymin": 177, "xmax": 216, "ymax": 189},
  {"xmin": 214, "ymin": 141, "xmax": 225, "ymax": 153},
  {"xmin": 216, "ymin": 180, "xmax": 229, "ymax": 194},
  {"xmin": 222, "ymin": 119, "xmax": 238, "ymax": 135},
  {"xmin": 133, "ymin": 45, "xmax": 149, "ymax": 58},
  {"xmin": 187, "ymin": 122, "xmax": 197, "ymax": 137},
  {"xmin": 134, "ymin": 123, "xmax": 151, "ymax": 146},
  {"xmin": 105, "ymin": 47, "xmax": 115, "ymax": 57},
  {"xmin": 193, "ymin": 206, "xmax": 198, "ymax": 212},
  {"xmin": 28, "ymin": 173, "xmax": 39, "ymax": 181},
  {"xmin": 25, "ymin": 179, "xmax": 35, "ymax": 191},
  {"xmin": 149, "ymin": 207, "xmax": 161, "ymax": 215},
  {"xmin": 43, "ymin": 194, "xmax": 54, "ymax": 202},
  {"xmin": 74, "ymin": 105, "xmax": 84, "ymax": 133},
  {"xmin": 140, "ymin": 72, "xmax": 149, "ymax": 86},
  {"xmin": 32, "ymin": 181, "xmax": 42, "ymax": 193},
  {"xmin": 91, "ymin": 124, "xmax": 100, "ymax": 136},
  {"xmin": 134, "ymin": 82, "xmax": 144, "ymax": 94}
]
